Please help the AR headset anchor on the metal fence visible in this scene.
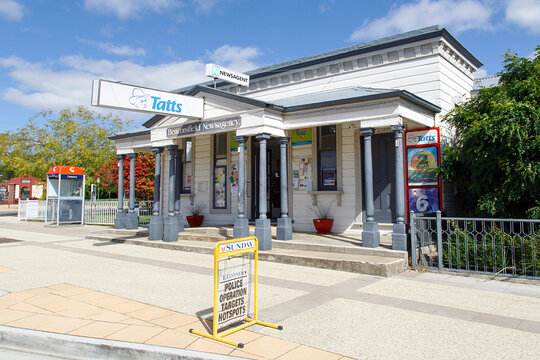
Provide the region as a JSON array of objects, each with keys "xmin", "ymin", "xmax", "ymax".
[
  {"xmin": 83, "ymin": 200, "xmax": 153, "ymax": 226},
  {"xmin": 18, "ymin": 199, "xmax": 153, "ymax": 226},
  {"xmin": 410, "ymin": 211, "xmax": 539, "ymax": 279},
  {"xmin": 18, "ymin": 200, "xmax": 47, "ymax": 221}
]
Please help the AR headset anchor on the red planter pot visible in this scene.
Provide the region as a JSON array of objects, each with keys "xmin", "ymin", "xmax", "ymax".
[
  {"xmin": 313, "ymin": 219, "xmax": 334, "ymax": 234},
  {"xmin": 186, "ymin": 215, "xmax": 204, "ymax": 227}
]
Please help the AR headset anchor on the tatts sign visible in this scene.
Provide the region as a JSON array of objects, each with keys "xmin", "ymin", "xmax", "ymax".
[{"xmin": 92, "ymin": 79, "xmax": 204, "ymax": 118}]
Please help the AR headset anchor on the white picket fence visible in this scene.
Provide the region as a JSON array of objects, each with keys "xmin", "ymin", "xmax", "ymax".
[{"xmin": 18, "ymin": 199, "xmax": 153, "ymax": 226}]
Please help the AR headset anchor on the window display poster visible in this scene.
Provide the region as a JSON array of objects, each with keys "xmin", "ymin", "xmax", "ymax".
[
  {"xmin": 0, "ymin": 185, "xmax": 7, "ymax": 201},
  {"xmin": 183, "ymin": 164, "xmax": 192, "ymax": 192},
  {"xmin": 408, "ymin": 187, "xmax": 439, "ymax": 214},
  {"xmin": 230, "ymin": 132, "xmax": 247, "ymax": 152},
  {"xmin": 407, "ymin": 146, "xmax": 439, "ymax": 186},
  {"xmin": 214, "ymin": 166, "xmax": 227, "ymax": 208},
  {"xmin": 322, "ymin": 168, "xmax": 336, "ymax": 186},
  {"xmin": 229, "ymin": 164, "xmax": 238, "ymax": 197},
  {"xmin": 292, "ymin": 158, "xmax": 312, "ymax": 190},
  {"xmin": 291, "ymin": 128, "xmax": 312, "ymax": 146}
]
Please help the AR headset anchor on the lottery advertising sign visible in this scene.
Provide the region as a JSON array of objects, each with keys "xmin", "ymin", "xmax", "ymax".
[
  {"xmin": 404, "ymin": 128, "xmax": 442, "ymax": 216},
  {"xmin": 408, "ymin": 187, "xmax": 440, "ymax": 214},
  {"xmin": 407, "ymin": 146, "xmax": 439, "ymax": 186}
]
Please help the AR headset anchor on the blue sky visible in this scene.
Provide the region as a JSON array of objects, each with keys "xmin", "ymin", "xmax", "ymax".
[{"xmin": 0, "ymin": 0, "xmax": 538, "ymax": 132}]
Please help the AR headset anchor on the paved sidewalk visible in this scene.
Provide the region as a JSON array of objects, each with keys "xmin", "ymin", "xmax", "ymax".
[
  {"xmin": 0, "ymin": 283, "xmax": 343, "ymax": 359},
  {"xmin": 1, "ymin": 215, "xmax": 539, "ymax": 359}
]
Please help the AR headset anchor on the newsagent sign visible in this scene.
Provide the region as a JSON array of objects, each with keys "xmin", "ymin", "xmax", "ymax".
[
  {"xmin": 166, "ymin": 117, "xmax": 241, "ymax": 138},
  {"xmin": 92, "ymin": 79, "xmax": 204, "ymax": 118},
  {"xmin": 206, "ymin": 63, "xmax": 250, "ymax": 87}
]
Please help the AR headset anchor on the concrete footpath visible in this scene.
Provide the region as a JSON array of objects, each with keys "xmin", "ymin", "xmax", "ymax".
[{"xmin": 1, "ymin": 215, "xmax": 539, "ymax": 359}]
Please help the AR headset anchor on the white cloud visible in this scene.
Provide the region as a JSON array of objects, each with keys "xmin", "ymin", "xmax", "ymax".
[
  {"xmin": 349, "ymin": 0, "xmax": 495, "ymax": 42},
  {"xmin": 78, "ymin": 38, "xmax": 146, "ymax": 56},
  {"xmin": 319, "ymin": 0, "xmax": 335, "ymax": 13},
  {"xmin": 84, "ymin": 0, "xmax": 182, "ymax": 20},
  {"xmin": 0, "ymin": 0, "xmax": 23, "ymax": 21},
  {"xmin": 192, "ymin": 0, "xmax": 224, "ymax": 13},
  {"xmin": 0, "ymin": 45, "xmax": 262, "ymax": 112},
  {"xmin": 207, "ymin": 45, "xmax": 262, "ymax": 72},
  {"xmin": 505, "ymin": 0, "xmax": 540, "ymax": 34}
]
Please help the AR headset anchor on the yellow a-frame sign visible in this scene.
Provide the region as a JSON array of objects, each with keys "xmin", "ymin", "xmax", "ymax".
[{"xmin": 190, "ymin": 236, "xmax": 282, "ymax": 348}]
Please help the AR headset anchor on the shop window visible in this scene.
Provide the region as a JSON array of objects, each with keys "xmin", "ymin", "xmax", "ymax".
[
  {"xmin": 213, "ymin": 133, "xmax": 228, "ymax": 209},
  {"xmin": 20, "ymin": 186, "xmax": 30, "ymax": 200},
  {"xmin": 317, "ymin": 125, "xmax": 337, "ymax": 191},
  {"xmin": 182, "ymin": 138, "xmax": 192, "ymax": 193}
]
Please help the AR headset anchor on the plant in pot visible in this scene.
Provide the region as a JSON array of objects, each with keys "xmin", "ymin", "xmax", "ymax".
[
  {"xmin": 186, "ymin": 202, "xmax": 205, "ymax": 227},
  {"xmin": 310, "ymin": 200, "xmax": 335, "ymax": 234}
]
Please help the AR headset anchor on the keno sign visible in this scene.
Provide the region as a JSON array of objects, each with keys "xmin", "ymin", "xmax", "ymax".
[{"xmin": 92, "ymin": 79, "xmax": 204, "ymax": 119}]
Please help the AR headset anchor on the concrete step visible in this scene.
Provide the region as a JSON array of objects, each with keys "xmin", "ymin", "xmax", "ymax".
[
  {"xmin": 347, "ymin": 222, "xmax": 394, "ymax": 235},
  {"xmin": 86, "ymin": 231, "xmax": 408, "ymax": 277}
]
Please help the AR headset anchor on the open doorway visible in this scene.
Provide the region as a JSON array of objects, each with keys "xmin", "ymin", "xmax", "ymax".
[{"xmin": 250, "ymin": 137, "xmax": 281, "ymax": 221}]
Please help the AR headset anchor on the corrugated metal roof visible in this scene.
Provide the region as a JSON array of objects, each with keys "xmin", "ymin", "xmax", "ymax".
[
  {"xmin": 272, "ymin": 87, "xmax": 395, "ymax": 108},
  {"xmin": 473, "ymin": 75, "xmax": 500, "ymax": 90},
  {"xmin": 108, "ymin": 127, "xmax": 150, "ymax": 140}
]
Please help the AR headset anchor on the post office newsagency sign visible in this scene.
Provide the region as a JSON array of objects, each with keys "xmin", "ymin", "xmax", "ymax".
[
  {"xmin": 206, "ymin": 64, "xmax": 250, "ymax": 87},
  {"xmin": 167, "ymin": 117, "xmax": 241, "ymax": 138},
  {"xmin": 92, "ymin": 79, "xmax": 204, "ymax": 118}
]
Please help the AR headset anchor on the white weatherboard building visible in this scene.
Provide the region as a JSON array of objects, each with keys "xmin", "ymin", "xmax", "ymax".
[{"xmin": 109, "ymin": 26, "xmax": 482, "ymax": 250}]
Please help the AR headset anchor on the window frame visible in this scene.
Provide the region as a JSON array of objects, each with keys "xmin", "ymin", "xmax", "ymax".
[{"xmin": 317, "ymin": 125, "xmax": 338, "ymax": 191}]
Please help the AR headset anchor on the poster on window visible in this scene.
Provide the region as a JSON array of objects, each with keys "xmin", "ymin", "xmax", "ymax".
[
  {"xmin": 408, "ymin": 187, "xmax": 439, "ymax": 214},
  {"xmin": 292, "ymin": 158, "xmax": 312, "ymax": 190},
  {"xmin": 214, "ymin": 166, "xmax": 227, "ymax": 208},
  {"xmin": 322, "ymin": 168, "xmax": 336, "ymax": 186},
  {"xmin": 183, "ymin": 164, "xmax": 192, "ymax": 192},
  {"xmin": 230, "ymin": 132, "xmax": 247, "ymax": 152},
  {"xmin": 229, "ymin": 164, "xmax": 238, "ymax": 197},
  {"xmin": 407, "ymin": 146, "xmax": 439, "ymax": 186},
  {"xmin": 291, "ymin": 128, "xmax": 312, "ymax": 146}
]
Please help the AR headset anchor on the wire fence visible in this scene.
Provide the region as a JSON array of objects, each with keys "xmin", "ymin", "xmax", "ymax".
[
  {"xmin": 18, "ymin": 199, "xmax": 153, "ymax": 226},
  {"xmin": 18, "ymin": 200, "xmax": 47, "ymax": 221},
  {"xmin": 410, "ymin": 211, "xmax": 539, "ymax": 279},
  {"xmin": 84, "ymin": 200, "xmax": 153, "ymax": 226}
]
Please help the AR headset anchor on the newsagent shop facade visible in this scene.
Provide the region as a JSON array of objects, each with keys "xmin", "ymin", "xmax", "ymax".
[{"xmin": 106, "ymin": 26, "xmax": 482, "ymax": 250}]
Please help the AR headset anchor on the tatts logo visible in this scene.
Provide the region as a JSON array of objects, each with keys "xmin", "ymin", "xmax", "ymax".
[{"xmin": 406, "ymin": 129, "xmax": 438, "ymax": 146}]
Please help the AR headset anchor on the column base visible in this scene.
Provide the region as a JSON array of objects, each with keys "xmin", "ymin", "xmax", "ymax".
[
  {"xmin": 233, "ymin": 218, "xmax": 250, "ymax": 239},
  {"xmin": 255, "ymin": 218, "xmax": 272, "ymax": 250},
  {"xmin": 114, "ymin": 212, "xmax": 126, "ymax": 229},
  {"xmin": 276, "ymin": 217, "xmax": 292, "ymax": 240},
  {"xmin": 362, "ymin": 221, "xmax": 380, "ymax": 248},
  {"xmin": 163, "ymin": 215, "xmax": 179, "ymax": 242},
  {"xmin": 176, "ymin": 214, "xmax": 185, "ymax": 233},
  {"xmin": 392, "ymin": 223, "xmax": 408, "ymax": 251},
  {"xmin": 148, "ymin": 215, "xmax": 163, "ymax": 241},
  {"xmin": 125, "ymin": 212, "xmax": 138, "ymax": 230}
]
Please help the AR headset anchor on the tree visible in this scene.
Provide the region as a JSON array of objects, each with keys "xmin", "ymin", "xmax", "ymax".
[
  {"xmin": 0, "ymin": 106, "xmax": 131, "ymax": 180},
  {"xmin": 94, "ymin": 153, "xmax": 155, "ymax": 201},
  {"xmin": 439, "ymin": 47, "xmax": 539, "ymax": 219}
]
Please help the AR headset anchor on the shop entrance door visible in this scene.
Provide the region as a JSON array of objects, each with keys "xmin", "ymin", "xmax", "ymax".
[
  {"xmin": 362, "ymin": 132, "xmax": 396, "ymax": 223},
  {"xmin": 250, "ymin": 137, "xmax": 281, "ymax": 220}
]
